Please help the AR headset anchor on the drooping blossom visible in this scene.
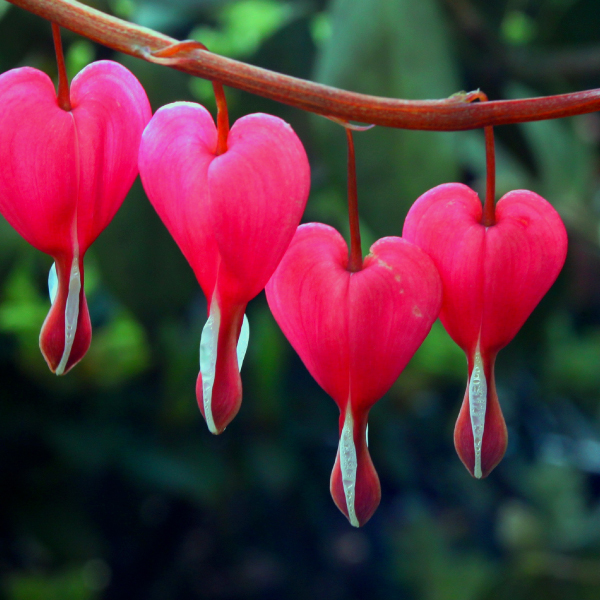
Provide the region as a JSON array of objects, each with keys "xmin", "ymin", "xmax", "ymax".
[
  {"xmin": 266, "ymin": 224, "xmax": 442, "ymax": 525},
  {"xmin": 138, "ymin": 102, "xmax": 310, "ymax": 434},
  {"xmin": 403, "ymin": 183, "xmax": 567, "ymax": 477},
  {"xmin": 0, "ymin": 61, "xmax": 151, "ymax": 374}
]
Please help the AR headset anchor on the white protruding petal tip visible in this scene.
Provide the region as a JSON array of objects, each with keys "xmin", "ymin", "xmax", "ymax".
[
  {"xmin": 55, "ymin": 259, "xmax": 81, "ymax": 376},
  {"xmin": 200, "ymin": 304, "xmax": 220, "ymax": 434},
  {"xmin": 236, "ymin": 314, "xmax": 249, "ymax": 371},
  {"xmin": 48, "ymin": 263, "xmax": 58, "ymax": 304},
  {"xmin": 339, "ymin": 405, "xmax": 359, "ymax": 527},
  {"xmin": 469, "ymin": 348, "xmax": 487, "ymax": 480}
]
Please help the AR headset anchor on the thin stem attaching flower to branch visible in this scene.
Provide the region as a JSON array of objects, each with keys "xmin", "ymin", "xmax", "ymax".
[
  {"xmin": 345, "ymin": 126, "xmax": 362, "ymax": 273},
  {"xmin": 9, "ymin": 0, "xmax": 600, "ymax": 130},
  {"xmin": 147, "ymin": 41, "xmax": 230, "ymax": 155},
  {"xmin": 325, "ymin": 117, "xmax": 375, "ymax": 271},
  {"xmin": 465, "ymin": 91, "xmax": 496, "ymax": 226},
  {"xmin": 51, "ymin": 23, "xmax": 71, "ymax": 111},
  {"xmin": 483, "ymin": 126, "xmax": 496, "ymax": 227}
]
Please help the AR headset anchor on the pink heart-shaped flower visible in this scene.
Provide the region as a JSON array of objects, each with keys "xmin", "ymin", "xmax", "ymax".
[
  {"xmin": 403, "ymin": 183, "xmax": 567, "ymax": 477},
  {"xmin": 0, "ymin": 61, "xmax": 151, "ymax": 374},
  {"xmin": 139, "ymin": 102, "xmax": 310, "ymax": 433},
  {"xmin": 266, "ymin": 223, "xmax": 442, "ymax": 526}
]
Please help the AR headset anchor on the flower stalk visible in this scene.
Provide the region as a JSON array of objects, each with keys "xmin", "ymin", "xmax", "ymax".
[
  {"xmin": 345, "ymin": 127, "xmax": 362, "ymax": 273},
  {"xmin": 483, "ymin": 126, "xmax": 496, "ymax": 227},
  {"xmin": 148, "ymin": 41, "xmax": 230, "ymax": 155},
  {"xmin": 51, "ymin": 23, "xmax": 71, "ymax": 111}
]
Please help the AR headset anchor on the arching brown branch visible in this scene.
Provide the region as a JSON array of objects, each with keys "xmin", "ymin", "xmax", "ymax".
[{"xmin": 7, "ymin": 0, "xmax": 600, "ymax": 130}]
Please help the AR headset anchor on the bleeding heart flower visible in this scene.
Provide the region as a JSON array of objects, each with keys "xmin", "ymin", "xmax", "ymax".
[
  {"xmin": 138, "ymin": 102, "xmax": 310, "ymax": 434},
  {"xmin": 0, "ymin": 61, "xmax": 151, "ymax": 374},
  {"xmin": 403, "ymin": 183, "xmax": 567, "ymax": 478},
  {"xmin": 266, "ymin": 223, "xmax": 442, "ymax": 526}
]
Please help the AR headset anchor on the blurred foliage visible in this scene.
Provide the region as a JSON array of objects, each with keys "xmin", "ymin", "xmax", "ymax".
[
  {"xmin": 1, "ymin": 0, "xmax": 600, "ymax": 599},
  {"xmin": 190, "ymin": 0, "xmax": 300, "ymax": 58},
  {"xmin": 313, "ymin": 0, "xmax": 460, "ymax": 234}
]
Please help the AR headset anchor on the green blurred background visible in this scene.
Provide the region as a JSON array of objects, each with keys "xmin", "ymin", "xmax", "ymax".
[{"xmin": 2, "ymin": 0, "xmax": 600, "ymax": 598}]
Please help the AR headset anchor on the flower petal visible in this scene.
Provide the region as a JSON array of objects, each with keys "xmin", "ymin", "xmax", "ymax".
[
  {"xmin": 71, "ymin": 61, "xmax": 152, "ymax": 250},
  {"xmin": 266, "ymin": 223, "xmax": 351, "ymax": 403},
  {"xmin": 209, "ymin": 113, "xmax": 311, "ymax": 303},
  {"xmin": 138, "ymin": 101, "xmax": 219, "ymax": 296}
]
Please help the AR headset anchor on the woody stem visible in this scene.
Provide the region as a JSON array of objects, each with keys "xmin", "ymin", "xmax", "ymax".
[{"xmin": 11, "ymin": 0, "xmax": 600, "ymax": 130}]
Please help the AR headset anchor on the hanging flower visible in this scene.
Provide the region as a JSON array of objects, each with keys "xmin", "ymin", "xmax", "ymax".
[
  {"xmin": 403, "ymin": 183, "xmax": 567, "ymax": 477},
  {"xmin": 266, "ymin": 224, "xmax": 442, "ymax": 525},
  {"xmin": 0, "ymin": 60, "xmax": 151, "ymax": 374},
  {"xmin": 138, "ymin": 102, "xmax": 310, "ymax": 433}
]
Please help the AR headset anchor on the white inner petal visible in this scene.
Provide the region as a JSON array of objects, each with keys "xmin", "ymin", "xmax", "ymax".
[
  {"xmin": 200, "ymin": 304, "xmax": 220, "ymax": 435},
  {"xmin": 200, "ymin": 307, "xmax": 249, "ymax": 434},
  {"xmin": 55, "ymin": 258, "xmax": 81, "ymax": 376},
  {"xmin": 339, "ymin": 405, "xmax": 359, "ymax": 527},
  {"xmin": 48, "ymin": 262, "xmax": 58, "ymax": 304},
  {"xmin": 236, "ymin": 314, "xmax": 250, "ymax": 370},
  {"xmin": 469, "ymin": 348, "xmax": 487, "ymax": 479}
]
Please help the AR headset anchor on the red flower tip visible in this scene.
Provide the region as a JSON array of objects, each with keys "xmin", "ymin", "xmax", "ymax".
[
  {"xmin": 39, "ymin": 258, "xmax": 91, "ymax": 375},
  {"xmin": 453, "ymin": 350, "xmax": 507, "ymax": 478},
  {"xmin": 195, "ymin": 301, "xmax": 248, "ymax": 434},
  {"xmin": 330, "ymin": 407, "xmax": 381, "ymax": 527}
]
